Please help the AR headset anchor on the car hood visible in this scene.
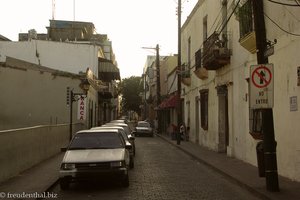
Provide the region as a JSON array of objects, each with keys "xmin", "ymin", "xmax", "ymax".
[{"xmin": 63, "ymin": 149, "xmax": 125, "ymax": 163}]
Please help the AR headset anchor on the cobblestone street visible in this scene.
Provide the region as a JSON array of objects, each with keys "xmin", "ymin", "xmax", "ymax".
[{"xmin": 51, "ymin": 136, "xmax": 261, "ymax": 200}]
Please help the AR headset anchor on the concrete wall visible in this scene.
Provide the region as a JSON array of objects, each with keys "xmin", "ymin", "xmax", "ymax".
[{"xmin": 0, "ymin": 123, "xmax": 84, "ymax": 184}]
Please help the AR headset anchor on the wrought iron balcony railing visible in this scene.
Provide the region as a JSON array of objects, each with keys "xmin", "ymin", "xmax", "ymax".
[{"xmin": 202, "ymin": 32, "xmax": 231, "ymax": 70}]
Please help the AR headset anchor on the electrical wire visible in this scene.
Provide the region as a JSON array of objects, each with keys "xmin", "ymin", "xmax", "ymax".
[
  {"xmin": 264, "ymin": 12, "xmax": 300, "ymax": 36},
  {"xmin": 267, "ymin": 0, "xmax": 300, "ymax": 6},
  {"xmin": 283, "ymin": 4, "xmax": 300, "ymax": 22},
  {"xmin": 208, "ymin": 6, "xmax": 224, "ymax": 35},
  {"xmin": 218, "ymin": 0, "xmax": 241, "ymax": 33}
]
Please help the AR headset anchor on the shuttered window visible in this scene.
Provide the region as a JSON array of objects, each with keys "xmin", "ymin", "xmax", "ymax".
[{"xmin": 200, "ymin": 89, "xmax": 208, "ymax": 130}]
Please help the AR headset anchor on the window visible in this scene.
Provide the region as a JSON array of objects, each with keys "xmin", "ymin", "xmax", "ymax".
[
  {"xmin": 200, "ymin": 89, "xmax": 208, "ymax": 130},
  {"xmin": 238, "ymin": 0, "xmax": 254, "ymax": 38},
  {"xmin": 249, "ymin": 109, "xmax": 263, "ymax": 136},
  {"xmin": 203, "ymin": 15, "xmax": 208, "ymax": 41},
  {"xmin": 195, "ymin": 49, "xmax": 202, "ymax": 69},
  {"xmin": 188, "ymin": 37, "xmax": 191, "ymax": 68}
]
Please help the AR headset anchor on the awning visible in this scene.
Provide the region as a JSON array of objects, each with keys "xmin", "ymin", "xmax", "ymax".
[
  {"xmin": 159, "ymin": 94, "xmax": 178, "ymax": 109},
  {"xmin": 98, "ymin": 58, "xmax": 120, "ymax": 81}
]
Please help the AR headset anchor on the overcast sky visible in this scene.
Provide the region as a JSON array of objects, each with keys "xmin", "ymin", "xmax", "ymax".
[{"xmin": 1, "ymin": 0, "xmax": 197, "ymax": 79}]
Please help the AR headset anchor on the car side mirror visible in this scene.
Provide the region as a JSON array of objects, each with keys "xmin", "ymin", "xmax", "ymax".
[
  {"xmin": 129, "ymin": 136, "xmax": 135, "ymax": 141},
  {"xmin": 61, "ymin": 147, "xmax": 67, "ymax": 152},
  {"xmin": 125, "ymin": 144, "xmax": 132, "ymax": 150}
]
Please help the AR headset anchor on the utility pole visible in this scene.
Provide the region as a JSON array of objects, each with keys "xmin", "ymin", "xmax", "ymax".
[
  {"xmin": 52, "ymin": 0, "xmax": 55, "ymax": 20},
  {"xmin": 156, "ymin": 44, "xmax": 161, "ymax": 105},
  {"xmin": 73, "ymin": 0, "xmax": 76, "ymax": 21},
  {"xmin": 177, "ymin": 0, "xmax": 182, "ymax": 140},
  {"xmin": 155, "ymin": 44, "xmax": 161, "ymax": 133},
  {"xmin": 252, "ymin": 0, "xmax": 279, "ymax": 191},
  {"xmin": 142, "ymin": 45, "xmax": 161, "ymax": 131},
  {"xmin": 143, "ymin": 73, "xmax": 147, "ymax": 120}
]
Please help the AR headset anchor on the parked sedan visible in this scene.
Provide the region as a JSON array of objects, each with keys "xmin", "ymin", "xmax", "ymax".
[
  {"xmin": 59, "ymin": 129, "xmax": 131, "ymax": 190},
  {"xmin": 91, "ymin": 126, "xmax": 135, "ymax": 168},
  {"xmin": 110, "ymin": 119, "xmax": 128, "ymax": 124},
  {"xmin": 135, "ymin": 121, "xmax": 153, "ymax": 137},
  {"xmin": 104, "ymin": 122, "xmax": 136, "ymax": 155}
]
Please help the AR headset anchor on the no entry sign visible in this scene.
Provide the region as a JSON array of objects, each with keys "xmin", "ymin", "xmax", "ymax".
[{"xmin": 250, "ymin": 64, "xmax": 274, "ymax": 109}]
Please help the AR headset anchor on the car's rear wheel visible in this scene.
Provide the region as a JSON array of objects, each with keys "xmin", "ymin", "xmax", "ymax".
[
  {"xmin": 122, "ymin": 174, "xmax": 129, "ymax": 187},
  {"xmin": 60, "ymin": 177, "xmax": 70, "ymax": 190},
  {"xmin": 129, "ymin": 159, "xmax": 134, "ymax": 169}
]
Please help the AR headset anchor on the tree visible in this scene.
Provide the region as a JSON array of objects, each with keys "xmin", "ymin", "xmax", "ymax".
[{"xmin": 118, "ymin": 76, "xmax": 143, "ymax": 115}]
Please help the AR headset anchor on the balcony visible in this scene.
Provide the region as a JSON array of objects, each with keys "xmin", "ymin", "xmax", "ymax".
[
  {"xmin": 202, "ymin": 32, "xmax": 231, "ymax": 70},
  {"xmin": 238, "ymin": 0, "xmax": 256, "ymax": 53},
  {"xmin": 239, "ymin": 31, "xmax": 256, "ymax": 53},
  {"xmin": 98, "ymin": 82, "xmax": 113, "ymax": 99},
  {"xmin": 181, "ymin": 69, "xmax": 191, "ymax": 86},
  {"xmin": 194, "ymin": 67, "xmax": 208, "ymax": 80}
]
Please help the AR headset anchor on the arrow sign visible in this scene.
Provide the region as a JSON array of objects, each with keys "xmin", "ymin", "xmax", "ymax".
[
  {"xmin": 252, "ymin": 65, "xmax": 272, "ymax": 88},
  {"xmin": 250, "ymin": 64, "xmax": 274, "ymax": 109}
]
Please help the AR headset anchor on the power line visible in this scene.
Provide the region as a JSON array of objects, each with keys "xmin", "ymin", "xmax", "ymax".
[
  {"xmin": 218, "ymin": 0, "xmax": 241, "ymax": 33},
  {"xmin": 264, "ymin": 12, "xmax": 300, "ymax": 36},
  {"xmin": 267, "ymin": 0, "xmax": 300, "ymax": 6}
]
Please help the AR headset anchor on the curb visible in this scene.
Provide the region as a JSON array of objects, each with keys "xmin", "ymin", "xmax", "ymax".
[
  {"xmin": 156, "ymin": 133, "xmax": 271, "ymax": 200},
  {"xmin": 36, "ymin": 178, "xmax": 60, "ymax": 200}
]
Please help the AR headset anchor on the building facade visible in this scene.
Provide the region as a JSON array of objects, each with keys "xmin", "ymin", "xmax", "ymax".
[
  {"xmin": 180, "ymin": 0, "xmax": 300, "ymax": 181},
  {"xmin": 0, "ymin": 20, "xmax": 121, "ymax": 126}
]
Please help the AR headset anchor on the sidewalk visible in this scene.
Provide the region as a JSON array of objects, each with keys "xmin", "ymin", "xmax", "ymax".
[
  {"xmin": 0, "ymin": 153, "xmax": 63, "ymax": 199},
  {"xmin": 157, "ymin": 134, "xmax": 300, "ymax": 200}
]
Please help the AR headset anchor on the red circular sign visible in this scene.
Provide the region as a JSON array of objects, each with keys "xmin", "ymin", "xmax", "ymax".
[{"xmin": 251, "ymin": 66, "xmax": 272, "ymax": 88}]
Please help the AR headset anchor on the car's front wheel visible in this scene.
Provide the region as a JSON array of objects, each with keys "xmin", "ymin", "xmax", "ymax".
[{"xmin": 60, "ymin": 177, "xmax": 70, "ymax": 190}]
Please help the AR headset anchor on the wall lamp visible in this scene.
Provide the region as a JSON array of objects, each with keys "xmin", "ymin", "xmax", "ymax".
[{"xmin": 67, "ymin": 79, "xmax": 90, "ymax": 141}]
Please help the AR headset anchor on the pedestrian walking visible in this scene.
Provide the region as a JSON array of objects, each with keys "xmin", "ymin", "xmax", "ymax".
[
  {"xmin": 180, "ymin": 123, "xmax": 186, "ymax": 141},
  {"xmin": 154, "ymin": 118, "xmax": 158, "ymax": 134}
]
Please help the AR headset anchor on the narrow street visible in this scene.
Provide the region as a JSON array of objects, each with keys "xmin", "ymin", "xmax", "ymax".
[{"xmin": 51, "ymin": 136, "xmax": 261, "ymax": 200}]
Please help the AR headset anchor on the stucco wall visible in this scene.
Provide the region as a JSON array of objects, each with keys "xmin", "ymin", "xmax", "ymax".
[{"xmin": 0, "ymin": 63, "xmax": 84, "ymax": 130}]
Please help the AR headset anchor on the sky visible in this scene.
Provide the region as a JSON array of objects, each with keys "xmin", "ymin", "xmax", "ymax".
[{"xmin": 1, "ymin": 0, "xmax": 198, "ymax": 79}]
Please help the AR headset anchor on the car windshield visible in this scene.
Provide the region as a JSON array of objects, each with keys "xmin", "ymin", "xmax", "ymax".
[
  {"xmin": 138, "ymin": 122, "xmax": 150, "ymax": 128},
  {"xmin": 68, "ymin": 132, "xmax": 124, "ymax": 150}
]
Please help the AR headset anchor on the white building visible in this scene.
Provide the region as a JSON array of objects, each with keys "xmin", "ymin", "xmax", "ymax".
[
  {"xmin": 181, "ymin": 0, "xmax": 300, "ymax": 181},
  {"xmin": 0, "ymin": 39, "xmax": 102, "ymax": 76}
]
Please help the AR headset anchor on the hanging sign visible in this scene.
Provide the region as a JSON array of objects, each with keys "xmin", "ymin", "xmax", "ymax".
[
  {"xmin": 250, "ymin": 64, "xmax": 274, "ymax": 109},
  {"xmin": 77, "ymin": 96, "xmax": 87, "ymax": 120}
]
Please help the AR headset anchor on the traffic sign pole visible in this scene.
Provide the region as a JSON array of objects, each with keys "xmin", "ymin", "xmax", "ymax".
[{"xmin": 252, "ymin": 0, "xmax": 279, "ymax": 192}]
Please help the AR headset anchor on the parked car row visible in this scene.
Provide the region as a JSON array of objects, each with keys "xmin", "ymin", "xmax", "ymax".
[{"xmin": 59, "ymin": 119, "xmax": 136, "ymax": 190}]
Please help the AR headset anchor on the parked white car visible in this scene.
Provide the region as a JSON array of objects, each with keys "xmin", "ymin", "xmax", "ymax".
[
  {"xmin": 59, "ymin": 129, "xmax": 131, "ymax": 190},
  {"xmin": 104, "ymin": 122, "xmax": 136, "ymax": 155},
  {"xmin": 91, "ymin": 126, "xmax": 135, "ymax": 168}
]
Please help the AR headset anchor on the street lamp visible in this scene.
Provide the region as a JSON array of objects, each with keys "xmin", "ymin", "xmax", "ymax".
[{"xmin": 67, "ymin": 79, "xmax": 90, "ymax": 141}]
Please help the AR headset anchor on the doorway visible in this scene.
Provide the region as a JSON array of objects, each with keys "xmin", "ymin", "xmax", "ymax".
[
  {"xmin": 217, "ymin": 85, "xmax": 229, "ymax": 153},
  {"xmin": 195, "ymin": 96, "xmax": 200, "ymax": 144}
]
